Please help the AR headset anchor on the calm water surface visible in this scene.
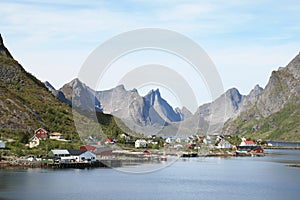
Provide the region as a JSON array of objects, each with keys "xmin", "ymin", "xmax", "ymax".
[{"xmin": 1, "ymin": 149, "xmax": 300, "ymax": 200}]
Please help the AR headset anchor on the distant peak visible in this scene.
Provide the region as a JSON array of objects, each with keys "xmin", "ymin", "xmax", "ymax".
[
  {"xmin": 0, "ymin": 33, "xmax": 13, "ymax": 58},
  {"xmin": 247, "ymin": 84, "xmax": 263, "ymax": 99},
  {"xmin": 147, "ymin": 88, "xmax": 161, "ymax": 97},
  {"xmin": 226, "ymin": 87, "xmax": 240, "ymax": 96},
  {"xmin": 131, "ymin": 88, "xmax": 138, "ymax": 93},
  {"xmin": 116, "ymin": 84, "xmax": 126, "ymax": 90},
  {"xmin": 253, "ymin": 84, "xmax": 263, "ymax": 91},
  {"xmin": 71, "ymin": 78, "xmax": 81, "ymax": 85}
]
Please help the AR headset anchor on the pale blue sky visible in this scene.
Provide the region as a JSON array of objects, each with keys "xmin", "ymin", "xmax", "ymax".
[{"xmin": 1, "ymin": 0, "xmax": 299, "ymax": 111}]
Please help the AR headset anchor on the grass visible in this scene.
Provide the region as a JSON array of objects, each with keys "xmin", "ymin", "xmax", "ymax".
[
  {"xmin": 0, "ymin": 55, "xmax": 139, "ymax": 156},
  {"xmin": 225, "ymin": 100, "xmax": 300, "ymax": 142}
]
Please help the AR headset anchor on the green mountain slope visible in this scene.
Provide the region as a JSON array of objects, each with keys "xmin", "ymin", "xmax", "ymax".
[
  {"xmin": 224, "ymin": 53, "xmax": 300, "ymax": 142},
  {"xmin": 0, "ymin": 34, "xmax": 129, "ymax": 156}
]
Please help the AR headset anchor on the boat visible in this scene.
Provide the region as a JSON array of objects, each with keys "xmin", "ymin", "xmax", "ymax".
[
  {"xmin": 161, "ymin": 152, "xmax": 167, "ymax": 161},
  {"xmin": 236, "ymin": 145, "xmax": 264, "ymax": 157},
  {"xmin": 161, "ymin": 156, "xmax": 167, "ymax": 161}
]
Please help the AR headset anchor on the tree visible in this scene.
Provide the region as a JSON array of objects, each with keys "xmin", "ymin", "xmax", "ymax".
[{"xmin": 20, "ymin": 133, "xmax": 30, "ymax": 144}]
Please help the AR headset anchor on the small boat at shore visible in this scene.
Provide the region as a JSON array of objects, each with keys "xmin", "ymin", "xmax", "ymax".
[
  {"xmin": 161, "ymin": 152, "xmax": 167, "ymax": 161},
  {"xmin": 161, "ymin": 156, "xmax": 167, "ymax": 161},
  {"xmin": 236, "ymin": 145, "xmax": 264, "ymax": 157}
]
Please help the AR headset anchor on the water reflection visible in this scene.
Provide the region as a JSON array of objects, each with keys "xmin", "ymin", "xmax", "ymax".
[{"xmin": 0, "ymin": 149, "xmax": 300, "ymax": 200}]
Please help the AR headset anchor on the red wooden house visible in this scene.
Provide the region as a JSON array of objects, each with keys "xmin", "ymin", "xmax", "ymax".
[{"xmin": 34, "ymin": 128, "xmax": 48, "ymax": 140}]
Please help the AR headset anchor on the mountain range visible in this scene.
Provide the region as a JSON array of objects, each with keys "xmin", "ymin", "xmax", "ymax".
[
  {"xmin": 47, "ymin": 70, "xmax": 265, "ymax": 137},
  {"xmin": 46, "ymin": 52, "xmax": 300, "ymax": 140},
  {"xmin": 1, "ymin": 32, "xmax": 299, "ymax": 142},
  {"xmin": 224, "ymin": 52, "xmax": 300, "ymax": 141}
]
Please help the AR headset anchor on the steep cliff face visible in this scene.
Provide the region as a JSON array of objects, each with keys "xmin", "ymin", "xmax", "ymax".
[
  {"xmin": 59, "ymin": 79, "xmax": 184, "ymax": 132},
  {"xmin": 60, "ymin": 78, "xmax": 102, "ymax": 112},
  {"xmin": 256, "ymin": 54, "xmax": 300, "ymax": 117},
  {"xmin": 45, "ymin": 81, "xmax": 71, "ymax": 105},
  {"xmin": 144, "ymin": 89, "xmax": 182, "ymax": 123},
  {"xmin": 181, "ymin": 86, "xmax": 263, "ymax": 135},
  {"xmin": 0, "ymin": 34, "xmax": 77, "ymax": 138},
  {"xmin": 0, "ymin": 34, "xmax": 133, "ymax": 155},
  {"xmin": 58, "ymin": 77, "xmax": 264, "ymax": 136},
  {"xmin": 0, "ymin": 34, "xmax": 13, "ymax": 58},
  {"xmin": 224, "ymin": 53, "xmax": 300, "ymax": 141}
]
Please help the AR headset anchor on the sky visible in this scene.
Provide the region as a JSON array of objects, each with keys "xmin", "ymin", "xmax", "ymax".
[{"xmin": 1, "ymin": 0, "xmax": 299, "ymax": 112}]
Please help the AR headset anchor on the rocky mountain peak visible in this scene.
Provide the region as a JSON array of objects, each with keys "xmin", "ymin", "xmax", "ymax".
[
  {"xmin": 0, "ymin": 33, "xmax": 13, "ymax": 58},
  {"xmin": 145, "ymin": 89, "xmax": 161, "ymax": 105},
  {"xmin": 285, "ymin": 52, "xmax": 300, "ymax": 80},
  {"xmin": 225, "ymin": 88, "xmax": 242, "ymax": 110},
  {"xmin": 256, "ymin": 53, "xmax": 300, "ymax": 117},
  {"xmin": 248, "ymin": 84, "xmax": 263, "ymax": 99},
  {"xmin": 175, "ymin": 106, "xmax": 193, "ymax": 119},
  {"xmin": 148, "ymin": 88, "xmax": 161, "ymax": 96},
  {"xmin": 69, "ymin": 78, "xmax": 84, "ymax": 88},
  {"xmin": 115, "ymin": 84, "xmax": 126, "ymax": 91}
]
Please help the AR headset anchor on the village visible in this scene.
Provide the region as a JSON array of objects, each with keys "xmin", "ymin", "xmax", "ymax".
[{"xmin": 0, "ymin": 127, "xmax": 267, "ymax": 168}]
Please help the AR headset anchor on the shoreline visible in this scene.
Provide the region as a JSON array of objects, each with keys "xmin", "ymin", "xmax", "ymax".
[
  {"xmin": 264, "ymin": 146, "xmax": 300, "ymax": 150},
  {"xmin": 1, "ymin": 147, "xmax": 299, "ymax": 169}
]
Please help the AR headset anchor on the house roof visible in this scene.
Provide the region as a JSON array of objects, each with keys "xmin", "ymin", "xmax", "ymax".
[
  {"xmin": 51, "ymin": 149, "xmax": 69, "ymax": 155},
  {"xmin": 219, "ymin": 140, "xmax": 230, "ymax": 145},
  {"xmin": 245, "ymin": 140, "xmax": 255, "ymax": 145},
  {"xmin": 68, "ymin": 149, "xmax": 87, "ymax": 156},
  {"xmin": 50, "ymin": 132, "xmax": 62, "ymax": 136},
  {"xmin": 35, "ymin": 128, "xmax": 48, "ymax": 133},
  {"xmin": 80, "ymin": 145, "xmax": 96, "ymax": 151}
]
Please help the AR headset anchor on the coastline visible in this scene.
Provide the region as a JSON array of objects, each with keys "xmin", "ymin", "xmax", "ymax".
[{"xmin": 1, "ymin": 146, "xmax": 299, "ymax": 170}]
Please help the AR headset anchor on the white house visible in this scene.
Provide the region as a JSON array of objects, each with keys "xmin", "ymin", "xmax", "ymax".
[
  {"xmin": 51, "ymin": 149, "xmax": 70, "ymax": 156},
  {"xmin": 29, "ymin": 135, "xmax": 40, "ymax": 148},
  {"xmin": 217, "ymin": 140, "xmax": 232, "ymax": 149},
  {"xmin": 240, "ymin": 137, "xmax": 255, "ymax": 146},
  {"xmin": 165, "ymin": 137, "xmax": 174, "ymax": 144},
  {"xmin": 68, "ymin": 149, "xmax": 97, "ymax": 162},
  {"xmin": 50, "ymin": 149, "xmax": 96, "ymax": 163},
  {"xmin": 0, "ymin": 140, "xmax": 5, "ymax": 149},
  {"xmin": 175, "ymin": 138, "xmax": 182, "ymax": 143},
  {"xmin": 135, "ymin": 139, "xmax": 147, "ymax": 148},
  {"xmin": 120, "ymin": 133, "xmax": 130, "ymax": 142},
  {"xmin": 49, "ymin": 132, "xmax": 64, "ymax": 140}
]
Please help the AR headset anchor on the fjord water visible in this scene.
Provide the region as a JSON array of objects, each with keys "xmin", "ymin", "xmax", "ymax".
[{"xmin": 1, "ymin": 149, "xmax": 300, "ymax": 200}]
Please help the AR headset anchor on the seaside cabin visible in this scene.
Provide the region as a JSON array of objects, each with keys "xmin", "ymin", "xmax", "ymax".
[
  {"xmin": 0, "ymin": 140, "xmax": 5, "ymax": 149},
  {"xmin": 217, "ymin": 140, "xmax": 232, "ymax": 149},
  {"xmin": 35, "ymin": 128, "xmax": 48, "ymax": 140},
  {"xmin": 29, "ymin": 135, "xmax": 40, "ymax": 148},
  {"xmin": 236, "ymin": 145, "xmax": 264, "ymax": 155},
  {"xmin": 49, "ymin": 132, "xmax": 64, "ymax": 140},
  {"xmin": 68, "ymin": 149, "xmax": 97, "ymax": 163},
  {"xmin": 48, "ymin": 149, "xmax": 96, "ymax": 163},
  {"xmin": 135, "ymin": 139, "xmax": 147, "ymax": 148},
  {"xmin": 49, "ymin": 149, "xmax": 70, "ymax": 157},
  {"xmin": 240, "ymin": 137, "xmax": 255, "ymax": 146}
]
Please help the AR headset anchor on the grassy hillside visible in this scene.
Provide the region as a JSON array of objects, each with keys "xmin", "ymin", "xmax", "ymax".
[
  {"xmin": 224, "ymin": 99, "xmax": 300, "ymax": 142},
  {"xmin": 0, "ymin": 49, "xmax": 133, "ymax": 156}
]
